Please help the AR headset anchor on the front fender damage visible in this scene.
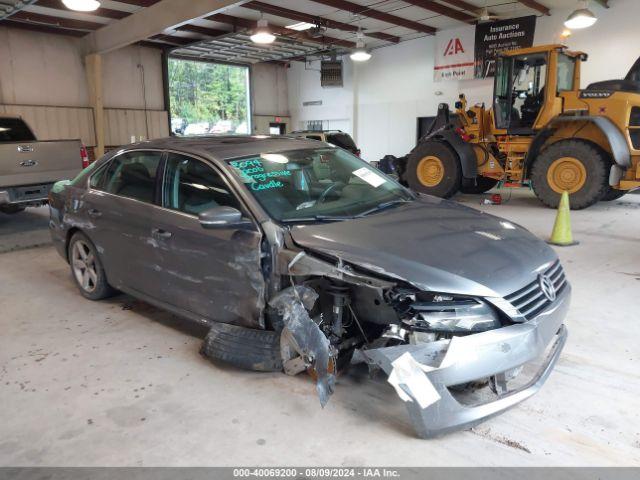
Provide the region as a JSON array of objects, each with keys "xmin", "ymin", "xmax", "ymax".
[{"xmin": 269, "ymin": 286, "xmax": 335, "ymax": 407}]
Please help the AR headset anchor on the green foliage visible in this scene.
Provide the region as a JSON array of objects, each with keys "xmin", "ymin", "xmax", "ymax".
[{"xmin": 168, "ymin": 58, "xmax": 249, "ymax": 131}]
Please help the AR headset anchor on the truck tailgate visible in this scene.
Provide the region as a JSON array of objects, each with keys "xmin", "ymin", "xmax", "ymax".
[{"xmin": 0, "ymin": 140, "xmax": 82, "ymax": 187}]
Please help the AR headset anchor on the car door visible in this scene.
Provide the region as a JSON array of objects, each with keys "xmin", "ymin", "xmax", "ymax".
[
  {"xmin": 150, "ymin": 152, "xmax": 264, "ymax": 326},
  {"xmin": 82, "ymin": 150, "xmax": 163, "ymax": 296}
]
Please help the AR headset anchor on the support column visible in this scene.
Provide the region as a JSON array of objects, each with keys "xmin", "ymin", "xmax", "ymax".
[{"xmin": 85, "ymin": 53, "xmax": 105, "ymax": 158}]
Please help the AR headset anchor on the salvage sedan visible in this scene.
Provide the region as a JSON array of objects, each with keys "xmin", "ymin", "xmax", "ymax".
[{"xmin": 49, "ymin": 135, "xmax": 570, "ymax": 438}]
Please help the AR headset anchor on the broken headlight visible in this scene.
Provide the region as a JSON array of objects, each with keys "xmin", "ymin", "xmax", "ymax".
[{"xmin": 402, "ymin": 294, "xmax": 500, "ymax": 334}]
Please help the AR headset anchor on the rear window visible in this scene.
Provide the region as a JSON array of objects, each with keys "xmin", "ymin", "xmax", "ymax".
[
  {"xmin": 0, "ymin": 118, "xmax": 36, "ymax": 142},
  {"xmin": 326, "ymin": 133, "xmax": 357, "ymax": 151}
]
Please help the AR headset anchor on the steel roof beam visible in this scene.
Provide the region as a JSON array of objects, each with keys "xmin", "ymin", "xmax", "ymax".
[
  {"xmin": 308, "ymin": 0, "xmax": 436, "ymax": 34},
  {"xmin": 244, "ymin": 1, "xmax": 399, "ymax": 43},
  {"xmin": 83, "ymin": 0, "xmax": 248, "ymax": 54},
  {"xmin": 518, "ymin": 0, "xmax": 551, "ymax": 15},
  {"xmin": 401, "ymin": 0, "xmax": 476, "ymax": 23}
]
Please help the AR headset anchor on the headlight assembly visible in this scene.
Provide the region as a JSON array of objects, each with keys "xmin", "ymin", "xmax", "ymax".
[{"xmin": 402, "ymin": 294, "xmax": 501, "ymax": 334}]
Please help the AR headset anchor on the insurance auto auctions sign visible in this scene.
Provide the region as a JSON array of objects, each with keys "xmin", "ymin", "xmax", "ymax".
[
  {"xmin": 474, "ymin": 16, "xmax": 537, "ymax": 78},
  {"xmin": 434, "ymin": 16, "xmax": 536, "ymax": 81},
  {"xmin": 434, "ymin": 25, "xmax": 475, "ymax": 82}
]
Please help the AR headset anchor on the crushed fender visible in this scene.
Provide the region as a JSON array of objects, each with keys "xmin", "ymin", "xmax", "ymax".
[{"xmin": 269, "ymin": 286, "xmax": 335, "ymax": 407}]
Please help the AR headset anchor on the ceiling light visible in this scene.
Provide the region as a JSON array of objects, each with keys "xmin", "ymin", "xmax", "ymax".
[
  {"xmin": 564, "ymin": 1, "xmax": 597, "ymax": 29},
  {"xmin": 350, "ymin": 31, "xmax": 371, "ymax": 62},
  {"xmin": 251, "ymin": 18, "xmax": 276, "ymax": 44},
  {"xmin": 62, "ymin": 0, "xmax": 100, "ymax": 11},
  {"xmin": 286, "ymin": 22, "xmax": 315, "ymax": 31}
]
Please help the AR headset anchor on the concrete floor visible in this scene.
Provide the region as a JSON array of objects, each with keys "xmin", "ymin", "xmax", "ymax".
[{"xmin": 1, "ymin": 193, "xmax": 639, "ymax": 467}]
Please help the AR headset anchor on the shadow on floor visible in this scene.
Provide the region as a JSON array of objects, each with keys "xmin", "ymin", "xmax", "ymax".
[{"xmin": 0, "ymin": 206, "xmax": 51, "ymax": 253}]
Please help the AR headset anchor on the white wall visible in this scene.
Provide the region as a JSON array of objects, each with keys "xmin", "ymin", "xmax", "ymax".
[
  {"xmin": 251, "ymin": 62, "xmax": 289, "ymax": 117},
  {"xmin": 287, "ymin": 0, "xmax": 640, "ymax": 162}
]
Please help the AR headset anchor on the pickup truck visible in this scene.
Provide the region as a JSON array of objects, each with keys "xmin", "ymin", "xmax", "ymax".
[{"xmin": 0, "ymin": 116, "xmax": 86, "ymax": 214}]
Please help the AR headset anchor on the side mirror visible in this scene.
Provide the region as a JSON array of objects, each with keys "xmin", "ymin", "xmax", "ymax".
[{"xmin": 198, "ymin": 206, "xmax": 251, "ymax": 229}]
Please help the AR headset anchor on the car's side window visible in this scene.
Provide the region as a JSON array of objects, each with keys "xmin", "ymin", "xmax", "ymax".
[
  {"xmin": 162, "ymin": 153, "xmax": 243, "ymax": 215},
  {"xmin": 96, "ymin": 151, "xmax": 162, "ymax": 204}
]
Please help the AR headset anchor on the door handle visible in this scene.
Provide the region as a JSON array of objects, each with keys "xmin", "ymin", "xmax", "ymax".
[
  {"xmin": 151, "ymin": 228, "xmax": 172, "ymax": 239},
  {"xmin": 87, "ymin": 209, "xmax": 102, "ymax": 219}
]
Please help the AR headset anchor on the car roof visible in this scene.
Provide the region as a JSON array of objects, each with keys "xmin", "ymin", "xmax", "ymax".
[
  {"xmin": 290, "ymin": 130, "xmax": 345, "ymax": 134},
  {"xmin": 117, "ymin": 135, "xmax": 328, "ymax": 161}
]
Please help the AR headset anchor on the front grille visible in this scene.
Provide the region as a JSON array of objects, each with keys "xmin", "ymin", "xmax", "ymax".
[{"xmin": 504, "ymin": 260, "xmax": 568, "ymax": 320}]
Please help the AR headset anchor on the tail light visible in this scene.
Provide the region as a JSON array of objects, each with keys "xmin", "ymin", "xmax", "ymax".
[
  {"xmin": 80, "ymin": 146, "xmax": 89, "ymax": 169},
  {"xmin": 355, "ymin": 149, "xmax": 362, "ymax": 157}
]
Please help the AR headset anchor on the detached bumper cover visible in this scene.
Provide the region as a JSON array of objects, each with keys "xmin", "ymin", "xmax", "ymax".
[{"xmin": 361, "ymin": 285, "xmax": 570, "ymax": 438}]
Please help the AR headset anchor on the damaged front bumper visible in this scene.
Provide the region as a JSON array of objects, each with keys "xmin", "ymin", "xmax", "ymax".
[{"xmin": 360, "ymin": 285, "xmax": 570, "ymax": 438}]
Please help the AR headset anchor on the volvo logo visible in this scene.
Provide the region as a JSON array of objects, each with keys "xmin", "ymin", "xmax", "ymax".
[{"xmin": 539, "ymin": 274, "xmax": 556, "ymax": 302}]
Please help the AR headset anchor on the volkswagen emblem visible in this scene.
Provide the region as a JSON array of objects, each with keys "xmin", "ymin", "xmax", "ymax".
[{"xmin": 539, "ymin": 274, "xmax": 556, "ymax": 301}]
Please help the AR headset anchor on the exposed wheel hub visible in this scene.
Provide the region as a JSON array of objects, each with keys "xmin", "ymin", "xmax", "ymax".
[
  {"xmin": 547, "ymin": 157, "xmax": 587, "ymax": 194},
  {"xmin": 417, "ymin": 156, "xmax": 444, "ymax": 187}
]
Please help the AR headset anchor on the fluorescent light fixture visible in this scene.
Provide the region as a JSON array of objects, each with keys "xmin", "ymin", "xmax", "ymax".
[
  {"xmin": 286, "ymin": 22, "xmax": 315, "ymax": 31},
  {"xmin": 251, "ymin": 18, "xmax": 276, "ymax": 44},
  {"xmin": 564, "ymin": 1, "xmax": 597, "ymax": 29},
  {"xmin": 350, "ymin": 32, "xmax": 371, "ymax": 62},
  {"xmin": 62, "ymin": 0, "xmax": 100, "ymax": 11}
]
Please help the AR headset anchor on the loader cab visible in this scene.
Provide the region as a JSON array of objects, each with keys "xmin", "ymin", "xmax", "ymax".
[
  {"xmin": 493, "ymin": 46, "xmax": 582, "ymax": 135},
  {"xmin": 494, "ymin": 52, "xmax": 550, "ymax": 134}
]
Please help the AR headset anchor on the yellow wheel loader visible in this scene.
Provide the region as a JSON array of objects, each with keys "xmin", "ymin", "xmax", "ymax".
[{"xmin": 395, "ymin": 44, "xmax": 640, "ymax": 209}]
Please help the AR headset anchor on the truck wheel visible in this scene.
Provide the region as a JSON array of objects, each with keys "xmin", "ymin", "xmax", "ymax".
[
  {"xmin": 68, "ymin": 232, "xmax": 115, "ymax": 300},
  {"xmin": 0, "ymin": 205, "xmax": 26, "ymax": 214},
  {"xmin": 461, "ymin": 177, "xmax": 498, "ymax": 194},
  {"xmin": 601, "ymin": 187, "xmax": 627, "ymax": 201},
  {"xmin": 531, "ymin": 140, "xmax": 608, "ymax": 209},
  {"xmin": 406, "ymin": 141, "xmax": 461, "ymax": 198}
]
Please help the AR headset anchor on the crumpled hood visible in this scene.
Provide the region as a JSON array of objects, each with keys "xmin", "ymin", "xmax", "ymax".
[{"xmin": 289, "ymin": 196, "xmax": 557, "ymax": 298}]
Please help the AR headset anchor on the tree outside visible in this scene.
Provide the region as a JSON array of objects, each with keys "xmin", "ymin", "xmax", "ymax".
[{"xmin": 168, "ymin": 58, "xmax": 250, "ymax": 135}]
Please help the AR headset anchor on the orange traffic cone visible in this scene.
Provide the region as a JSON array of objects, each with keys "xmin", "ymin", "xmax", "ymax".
[{"xmin": 548, "ymin": 191, "xmax": 578, "ymax": 246}]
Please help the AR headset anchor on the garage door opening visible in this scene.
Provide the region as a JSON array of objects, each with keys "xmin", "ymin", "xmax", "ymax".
[{"xmin": 168, "ymin": 57, "xmax": 251, "ymax": 136}]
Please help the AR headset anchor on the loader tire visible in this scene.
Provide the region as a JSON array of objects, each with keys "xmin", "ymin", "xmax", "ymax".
[
  {"xmin": 531, "ymin": 140, "xmax": 608, "ymax": 210},
  {"xmin": 461, "ymin": 177, "xmax": 498, "ymax": 194},
  {"xmin": 406, "ymin": 141, "xmax": 461, "ymax": 198},
  {"xmin": 601, "ymin": 187, "xmax": 627, "ymax": 201},
  {"xmin": 201, "ymin": 323, "xmax": 282, "ymax": 372}
]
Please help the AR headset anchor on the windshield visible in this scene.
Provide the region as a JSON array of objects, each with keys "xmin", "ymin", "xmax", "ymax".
[{"xmin": 227, "ymin": 147, "xmax": 412, "ymax": 222}]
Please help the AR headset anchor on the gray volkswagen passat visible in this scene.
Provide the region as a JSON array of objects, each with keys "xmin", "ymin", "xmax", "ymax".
[{"xmin": 49, "ymin": 135, "xmax": 570, "ymax": 438}]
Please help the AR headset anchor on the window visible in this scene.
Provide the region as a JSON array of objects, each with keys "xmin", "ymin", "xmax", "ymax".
[
  {"xmin": 227, "ymin": 147, "xmax": 412, "ymax": 223},
  {"xmin": 0, "ymin": 118, "xmax": 36, "ymax": 142},
  {"xmin": 557, "ymin": 54, "xmax": 576, "ymax": 92},
  {"xmin": 163, "ymin": 153, "xmax": 242, "ymax": 215},
  {"xmin": 168, "ymin": 57, "xmax": 251, "ymax": 136},
  {"xmin": 511, "ymin": 53, "xmax": 547, "ymax": 129},
  {"xmin": 97, "ymin": 151, "xmax": 162, "ymax": 203}
]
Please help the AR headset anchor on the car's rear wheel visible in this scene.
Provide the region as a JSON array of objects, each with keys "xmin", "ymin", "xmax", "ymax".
[
  {"xmin": 68, "ymin": 232, "xmax": 114, "ymax": 300},
  {"xmin": 405, "ymin": 141, "xmax": 461, "ymax": 198},
  {"xmin": 531, "ymin": 140, "xmax": 608, "ymax": 209}
]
